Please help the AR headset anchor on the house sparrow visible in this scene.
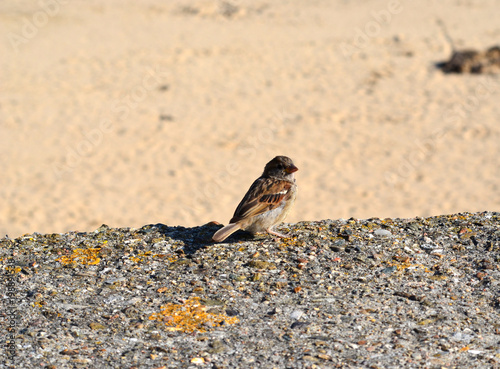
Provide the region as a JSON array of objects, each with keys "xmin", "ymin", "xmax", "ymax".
[{"xmin": 212, "ymin": 156, "xmax": 298, "ymax": 242}]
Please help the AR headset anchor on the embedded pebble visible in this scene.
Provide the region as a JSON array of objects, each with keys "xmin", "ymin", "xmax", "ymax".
[
  {"xmin": 289, "ymin": 310, "xmax": 304, "ymax": 320},
  {"xmin": 374, "ymin": 229, "xmax": 392, "ymax": 237}
]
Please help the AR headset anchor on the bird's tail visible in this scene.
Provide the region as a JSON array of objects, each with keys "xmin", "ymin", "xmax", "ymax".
[{"xmin": 212, "ymin": 223, "xmax": 241, "ymax": 242}]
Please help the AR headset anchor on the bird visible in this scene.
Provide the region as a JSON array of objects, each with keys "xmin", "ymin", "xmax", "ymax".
[{"xmin": 212, "ymin": 155, "xmax": 298, "ymax": 242}]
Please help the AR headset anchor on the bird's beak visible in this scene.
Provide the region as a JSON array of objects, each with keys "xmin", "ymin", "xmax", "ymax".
[{"xmin": 286, "ymin": 165, "xmax": 298, "ymax": 174}]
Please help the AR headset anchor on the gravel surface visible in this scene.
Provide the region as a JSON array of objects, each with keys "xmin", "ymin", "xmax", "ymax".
[{"xmin": 1, "ymin": 212, "xmax": 500, "ymax": 368}]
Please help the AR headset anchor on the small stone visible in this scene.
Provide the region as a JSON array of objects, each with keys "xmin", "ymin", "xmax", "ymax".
[
  {"xmin": 225, "ymin": 308, "xmax": 239, "ymax": 317},
  {"xmin": 209, "ymin": 340, "xmax": 226, "ymax": 354},
  {"xmin": 275, "ymin": 281, "xmax": 287, "ymax": 289},
  {"xmin": 412, "ymin": 352, "xmax": 422, "ymax": 360},
  {"xmin": 201, "ymin": 299, "xmax": 224, "ymax": 306},
  {"xmin": 317, "ymin": 353, "xmax": 331, "ymax": 360},
  {"xmin": 421, "ymin": 243, "xmax": 437, "ymax": 250},
  {"xmin": 381, "ymin": 266, "xmax": 397, "ymax": 275},
  {"xmin": 89, "ymin": 322, "xmax": 106, "ymax": 330},
  {"xmin": 476, "ymin": 272, "xmax": 487, "ymax": 280},
  {"xmin": 393, "ymin": 255, "xmax": 410, "ymax": 263},
  {"xmin": 469, "ymin": 350, "xmax": 483, "ymax": 355},
  {"xmin": 72, "ymin": 358, "xmax": 92, "ymax": 364},
  {"xmin": 290, "ymin": 321, "xmax": 310, "ymax": 329},
  {"xmin": 60, "ymin": 349, "xmax": 79, "ymax": 355},
  {"xmin": 149, "ymin": 333, "xmax": 162, "ymax": 341},
  {"xmin": 290, "ymin": 310, "xmax": 303, "ymax": 320},
  {"xmin": 248, "ymin": 260, "xmax": 276, "ymax": 270},
  {"xmin": 374, "ymin": 229, "xmax": 392, "ymax": 237},
  {"xmin": 267, "ymin": 307, "xmax": 278, "ymax": 315},
  {"xmin": 417, "ymin": 318, "xmax": 435, "ymax": 325}
]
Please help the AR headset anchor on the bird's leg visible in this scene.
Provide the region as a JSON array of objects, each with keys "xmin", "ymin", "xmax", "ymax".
[{"xmin": 266, "ymin": 228, "xmax": 290, "ymax": 239}]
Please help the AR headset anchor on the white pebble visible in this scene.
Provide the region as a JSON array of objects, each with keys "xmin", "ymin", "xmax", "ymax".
[{"xmin": 374, "ymin": 229, "xmax": 392, "ymax": 236}]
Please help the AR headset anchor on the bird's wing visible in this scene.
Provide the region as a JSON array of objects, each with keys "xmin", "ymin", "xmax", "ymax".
[{"xmin": 230, "ymin": 177, "xmax": 293, "ymax": 223}]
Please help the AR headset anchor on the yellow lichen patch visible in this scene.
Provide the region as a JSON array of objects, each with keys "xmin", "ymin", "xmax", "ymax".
[
  {"xmin": 148, "ymin": 297, "xmax": 239, "ymax": 333},
  {"xmin": 129, "ymin": 251, "xmax": 178, "ymax": 263},
  {"xmin": 5, "ymin": 266, "xmax": 22, "ymax": 274},
  {"xmin": 279, "ymin": 236, "xmax": 306, "ymax": 248},
  {"xmin": 56, "ymin": 248, "xmax": 101, "ymax": 266},
  {"xmin": 386, "ymin": 260, "xmax": 430, "ymax": 273},
  {"xmin": 129, "ymin": 251, "xmax": 153, "ymax": 263},
  {"xmin": 167, "ymin": 256, "xmax": 178, "ymax": 263}
]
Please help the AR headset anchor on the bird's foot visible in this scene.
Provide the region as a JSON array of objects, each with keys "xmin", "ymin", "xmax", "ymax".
[{"xmin": 266, "ymin": 229, "xmax": 290, "ymax": 239}]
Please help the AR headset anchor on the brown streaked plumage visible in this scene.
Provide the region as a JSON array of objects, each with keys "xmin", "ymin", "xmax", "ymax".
[{"xmin": 212, "ymin": 156, "xmax": 298, "ymax": 242}]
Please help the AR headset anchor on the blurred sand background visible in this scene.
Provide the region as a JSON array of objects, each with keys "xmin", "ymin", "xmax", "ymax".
[{"xmin": 1, "ymin": 0, "xmax": 499, "ymax": 238}]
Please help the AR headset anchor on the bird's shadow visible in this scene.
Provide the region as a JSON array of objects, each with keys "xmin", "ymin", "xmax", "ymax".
[{"xmin": 139, "ymin": 222, "xmax": 255, "ymax": 256}]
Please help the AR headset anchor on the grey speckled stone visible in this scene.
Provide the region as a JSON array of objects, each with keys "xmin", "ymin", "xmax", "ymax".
[{"xmin": 1, "ymin": 212, "xmax": 500, "ymax": 368}]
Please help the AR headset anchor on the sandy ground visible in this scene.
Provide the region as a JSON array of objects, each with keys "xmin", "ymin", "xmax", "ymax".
[{"xmin": 1, "ymin": 0, "xmax": 499, "ymax": 238}]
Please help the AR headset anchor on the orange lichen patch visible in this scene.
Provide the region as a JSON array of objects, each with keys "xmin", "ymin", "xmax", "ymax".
[
  {"xmin": 148, "ymin": 297, "xmax": 239, "ymax": 333},
  {"xmin": 152, "ymin": 253, "xmax": 176, "ymax": 260},
  {"xmin": 56, "ymin": 248, "xmax": 101, "ymax": 266}
]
